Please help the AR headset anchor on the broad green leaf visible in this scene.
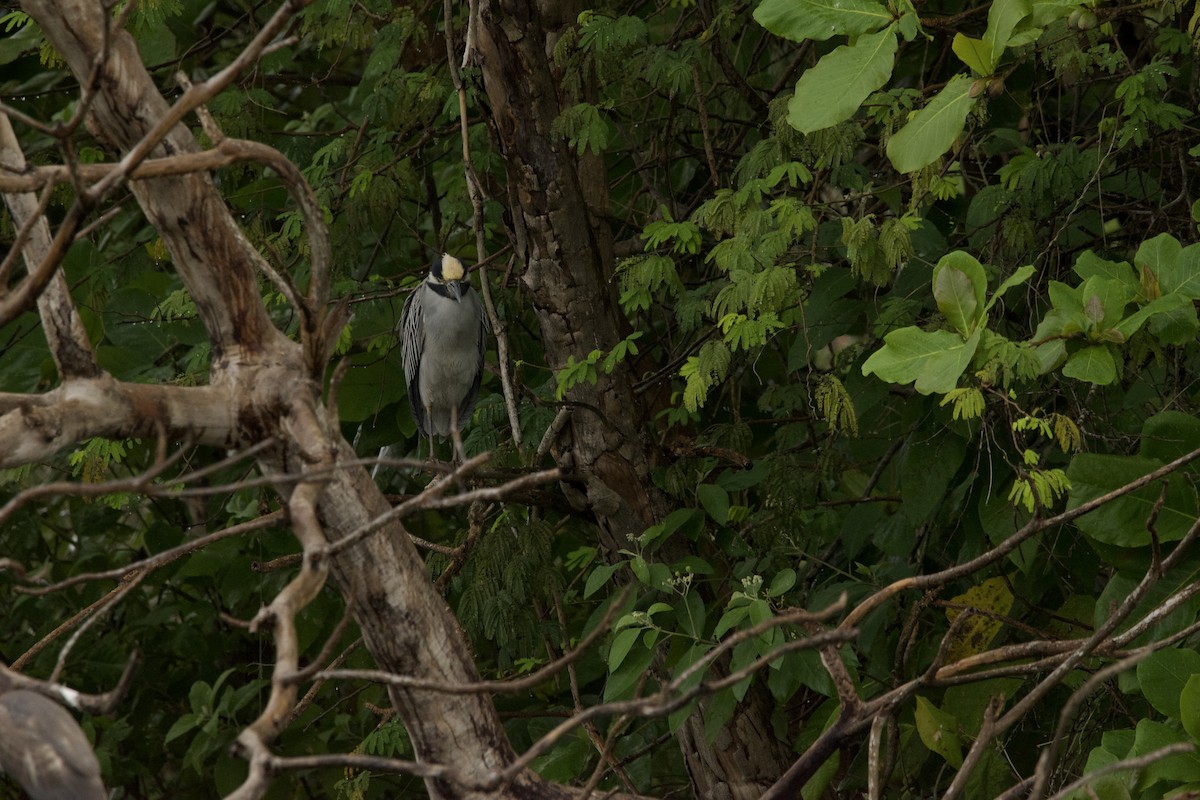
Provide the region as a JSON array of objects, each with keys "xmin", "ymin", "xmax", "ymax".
[
  {"xmin": 887, "ymin": 74, "xmax": 977, "ymax": 173},
  {"xmin": 584, "ymin": 563, "xmax": 621, "ymax": 598},
  {"xmin": 1048, "ymin": 280, "xmax": 1085, "ymax": 314},
  {"xmin": 1113, "ymin": 292, "xmax": 1188, "ymax": 340},
  {"xmin": 1066, "ymin": 454, "xmax": 1199, "ymax": 546},
  {"xmin": 608, "ymin": 627, "xmax": 642, "ymax": 672},
  {"xmin": 754, "ymin": 0, "xmax": 891, "ymax": 42},
  {"xmin": 983, "ymin": 265, "xmax": 1036, "ymax": 315},
  {"xmin": 1078, "ymin": 276, "xmax": 1131, "ymax": 330},
  {"xmin": 934, "ymin": 251, "xmax": 988, "ymax": 326},
  {"xmin": 1135, "ymin": 233, "xmax": 1200, "ymax": 299},
  {"xmin": 984, "ymin": 0, "xmax": 1032, "ymax": 63},
  {"xmin": 1182, "ymin": 674, "xmax": 1200, "ymax": 740},
  {"xmin": 1132, "ymin": 719, "xmax": 1200, "ymax": 784},
  {"xmin": 713, "ymin": 604, "xmax": 750, "ymax": 639},
  {"xmin": 901, "ymin": 434, "xmax": 967, "ymax": 525},
  {"xmin": 164, "ymin": 712, "xmax": 203, "ymax": 744},
  {"xmin": 604, "ymin": 637, "xmax": 657, "ymax": 701},
  {"xmin": 1062, "ymin": 345, "xmax": 1116, "ymax": 385},
  {"xmin": 1030, "ymin": 0, "xmax": 1079, "ymax": 25},
  {"xmin": 1139, "ymin": 411, "xmax": 1200, "ymax": 463},
  {"xmin": 1137, "ymin": 648, "xmax": 1200, "ymax": 720},
  {"xmin": 915, "ymin": 696, "xmax": 963, "ymax": 768},
  {"xmin": 1073, "ymin": 251, "xmax": 1137, "ymax": 289},
  {"xmin": 861, "ymin": 327, "xmax": 981, "ymax": 394},
  {"xmin": 934, "ymin": 264, "xmax": 979, "ymax": 335},
  {"xmin": 697, "ymin": 483, "xmax": 730, "ymax": 524},
  {"xmin": 953, "ymin": 34, "xmax": 994, "ymax": 75},
  {"xmin": 787, "ymin": 26, "xmax": 898, "ymax": 133},
  {"xmin": 768, "ymin": 568, "xmax": 797, "ymax": 597},
  {"xmin": 1148, "ymin": 301, "xmax": 1200, "ymax": 345},
  {"xmin": 1034, "ymin": 307, "xmax": 1088, "ymax": 341},
  {"xmin": 943, "ymin": 679, "xmax": 1023, "ymax": 736}
]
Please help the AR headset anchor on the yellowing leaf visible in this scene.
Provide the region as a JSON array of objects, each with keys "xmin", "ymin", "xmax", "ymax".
[{"xmin": 944, "ymin": 576, "xmax": 1014, "ymax": 663}]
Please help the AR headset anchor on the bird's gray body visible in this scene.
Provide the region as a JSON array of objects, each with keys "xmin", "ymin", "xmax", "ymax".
[
  {"xmin": 401, "ymin": 254, "xmax": 488, "ymax": 442},
  {"xmin": 0, "ymin": 687, "xmax": 105, "ymax": 800}
]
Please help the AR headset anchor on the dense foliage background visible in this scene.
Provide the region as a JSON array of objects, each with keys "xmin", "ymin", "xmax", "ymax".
[{"xmin": 3, "ymin": 0, "xmax": 1200, "ymax": 797}]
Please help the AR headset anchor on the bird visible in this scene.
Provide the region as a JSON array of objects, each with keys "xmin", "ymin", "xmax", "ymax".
[
  {"xmin": 0, "ymin": 670, "xmax": 106, "ymax": 800},
  {"xmin": 400, "ymin": 253, "xmax": 489, "ymax": 462}
]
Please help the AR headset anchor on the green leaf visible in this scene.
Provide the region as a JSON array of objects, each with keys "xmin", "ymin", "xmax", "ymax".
[
  {"xmin": 1182, "ymin": 674, "xmax": 1200, "ymax": 740},
  {"xmin": 1132, "ymin": 719, "xmax": 1200, "ymax": 784},
  {"xmin": 754, "ymin": 0, "xmax": 892, "ymax": 42},
  {"xmin": 952, "ymin": 34, "xmax": 994, "ymax": 76},
  {"xmin": 983, "ymin": 265, "xmax": 1036, "ymax": 315},
  {"xmin": 886, "ymin": 74, "xmax": 977, "ymax": 173},
  {"xmin": 1113, "ymin": 292, "xmax": 1187, "ymax": 340},
  {"xmin": 861, "ymin": 327, "xmax": 981, "ymax": 394},
  {"xmin": 584, "ymin": 563, "xmax": 621, "ymax": 598},
  {"xmin": 164, "ymin": 712, "xmax": 203, "ymax": 744},
  {"xmin": 787, "ymin": 26, "xmax": 898, "ymax": 134},
  {"xmin": 713, "ymin": 604, "xmax": 750, "ymax": 639},
  {"xmin": 1139, "ymin": 411, "xmax": 1200, "ymax": 463},
  {"xmin": 933, "ymin": 251, "xmax": 987, "ymax": 333},
  {"xmin": 983, "ymin": 0, "xmax": 1031, "ymax": 64},
  {"xmin": 1066, "ymin": 454, "xmax": 1199, "ymax": 546},
  {"xmin": 1136, "ymin": 234, "xmax": 1200, "ymax": 299},
  {"xmin": 608, "ymin": 627, "xmax": 642, "ymax": 672},
  {"xmin": 768, "ymin": 569, "xmax": 797, "ymax": 597},
  {"xmin": 603, "ymin": 637, "xmax": 657, "ymax": 701},
  {"xmin": 1074, "ymin": 251, "xmax": 1137, "ymax": 288},
  {"xmin": 1061, "ymin": 345, "xmax": 1117, "ymax": 385},
  {"xmin": 1137, "ymin": 648, "xmax": 1200, "ymax": 721},
  {"xmin": 697, "ymin": 484, "xmax": 731, "ymax": 524},
  {"xmin": 915, "ymin": 696, "xmax": 963, "ymax": 768},
  {"xmin": 933, "ymin": 263, "xmax": 979, "ymax": 335},
  {"xmin": 901, "ymin": 434, "xmax": 967, "ymax": 525}
]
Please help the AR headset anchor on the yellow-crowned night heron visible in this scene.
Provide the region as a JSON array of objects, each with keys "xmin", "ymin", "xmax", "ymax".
[
  {"xmin": 400, "ymin": 253, "xmax": 488, "ymax": 461},
  {"xmin": 0, "ymin": 671, "xmax": 106, "ymax": 800}
]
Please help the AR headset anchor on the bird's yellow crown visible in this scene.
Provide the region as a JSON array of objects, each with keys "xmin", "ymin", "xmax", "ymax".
[{"xmin": 439, "ymin": 253, "xmax": 466, "ymax": 282}]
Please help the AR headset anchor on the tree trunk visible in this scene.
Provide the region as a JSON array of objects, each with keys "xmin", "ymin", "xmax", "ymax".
[
  {"xmin": 474, "ymin": 2, "xmax": 794, "ymax": 795},
  {"xmin": 474, "ymin": 0, "xmax": 662, "ymax": 551}
]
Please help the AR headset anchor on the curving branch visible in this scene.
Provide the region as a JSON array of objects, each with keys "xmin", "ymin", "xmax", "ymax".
[{"xmin": 0, "ymin": 378, "xmax": 237, "ymax": 469}]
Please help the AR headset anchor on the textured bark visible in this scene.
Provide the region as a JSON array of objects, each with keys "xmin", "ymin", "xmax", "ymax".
[
  {"xmin": 473, "ymin": 2, "xmax": 793, "ymax": 794},
  {"xmin": 474, "ymin": 0, "xmax": 661, "ymax": 552},
  {"xmin": 0, "ymin": 114, "xmax": 99, "ymax": 380},
  {"xmin": 21, "ymin": 0, "xmax": 281, "ymax": 366}
]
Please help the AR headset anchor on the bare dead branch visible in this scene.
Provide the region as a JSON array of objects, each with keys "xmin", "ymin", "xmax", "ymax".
[{"xmin": 0, "ymin": 379, "xmax": 236, "ymax": 470}]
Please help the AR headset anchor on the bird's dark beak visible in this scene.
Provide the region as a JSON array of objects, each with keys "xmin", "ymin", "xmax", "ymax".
[{"xmin": 447, "ymin": 280, "xmax": 464, "ymax": 301}]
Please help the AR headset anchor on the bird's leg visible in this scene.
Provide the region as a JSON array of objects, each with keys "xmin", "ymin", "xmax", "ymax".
[
  {"xmin": 423, "ymin": 401, "xmax": 436, "ymax": 464},
  {"xmin": 450, "ymin": 404, "xmax": 467, "ymax": 464}
]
